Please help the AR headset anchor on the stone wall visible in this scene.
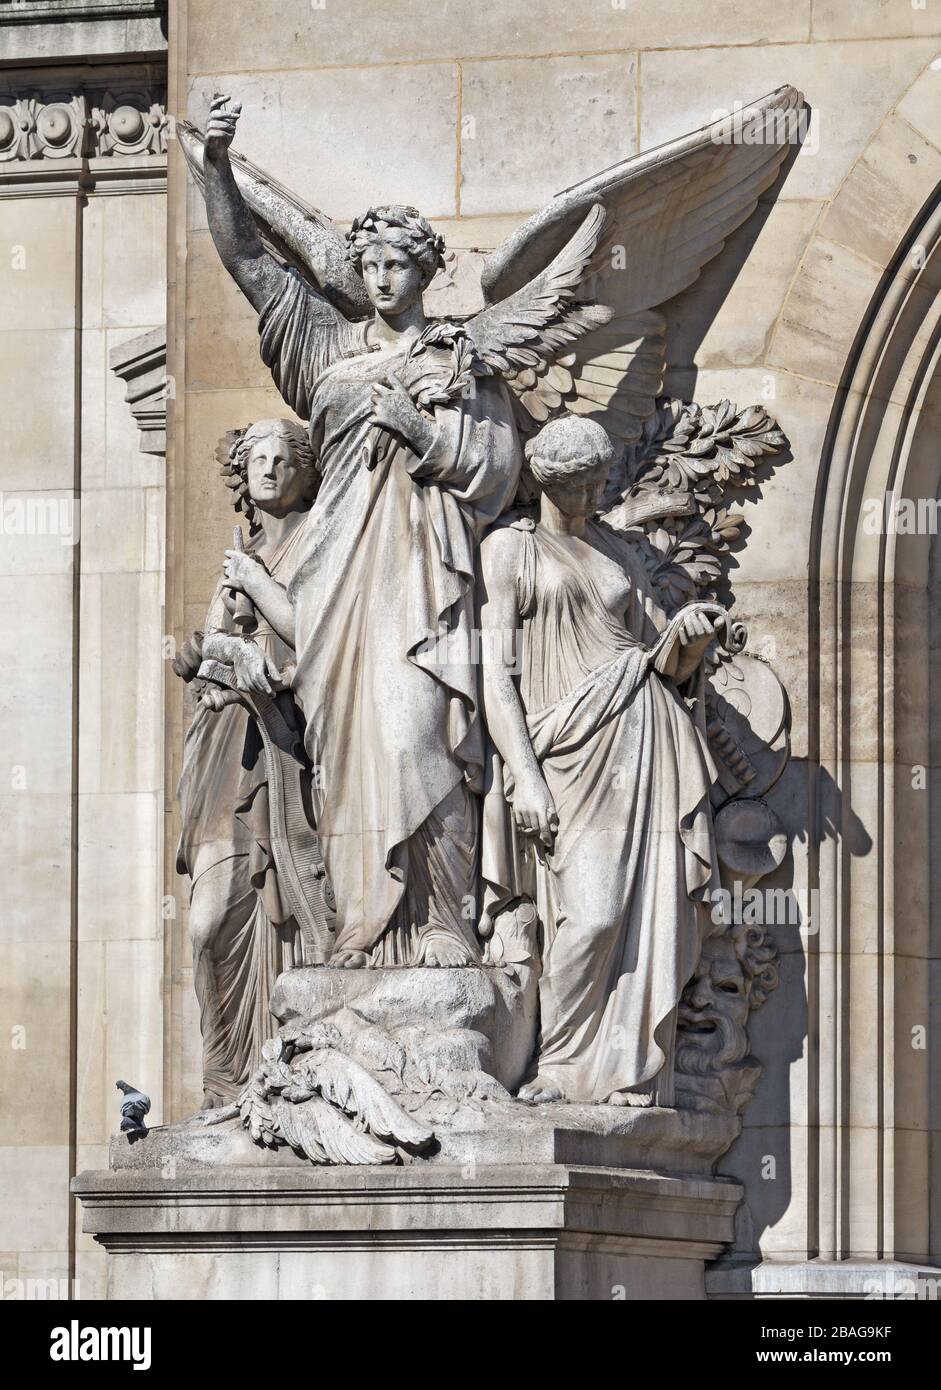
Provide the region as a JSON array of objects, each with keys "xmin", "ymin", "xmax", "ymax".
[
  {"xmin": 0, "ymin": 7, "xmax": 167, "ymax": 1300},
  {"xmin": 166, "ymin": 0, "xmax": 941, "ymax": 1281}
]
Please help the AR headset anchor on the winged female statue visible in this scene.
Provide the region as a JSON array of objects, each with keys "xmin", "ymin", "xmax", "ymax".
[{"xmin": 180, "ymin": 84, "xmax": 801, "ymax": 982}]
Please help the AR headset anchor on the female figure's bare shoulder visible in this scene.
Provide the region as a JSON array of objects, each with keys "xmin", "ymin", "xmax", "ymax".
[{"xmin": 480, "ymin": 514, "xmax": 532, "ymax": 581}]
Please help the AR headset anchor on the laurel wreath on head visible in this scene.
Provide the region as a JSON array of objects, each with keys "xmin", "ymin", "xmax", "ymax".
[{"xmin": 214, "ymin": 426, "xmax": 260, "ymax": 534}]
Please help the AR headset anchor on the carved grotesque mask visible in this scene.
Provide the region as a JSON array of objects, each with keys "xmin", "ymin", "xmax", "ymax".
[{"xmin": 675, "ymin": 933, "xmax": 751, "ymax": 1075}]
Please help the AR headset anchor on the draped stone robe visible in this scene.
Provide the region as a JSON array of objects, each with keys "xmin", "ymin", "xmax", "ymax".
[
  {"xmin": 177, "ymin": 522, "xmax": 306, "ymax": 1100},
  {"xmin": 481, "ymin": 518, "xmax": 722, "ymax": 1105},
  {"xmin": 258, "ymin": 271, "xmax": 521, "ymax": 962}
]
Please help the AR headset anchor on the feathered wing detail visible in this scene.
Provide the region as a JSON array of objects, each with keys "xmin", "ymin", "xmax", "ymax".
[
  {"xmin": 479, "ymin": 86, "xmax": 802, "ymax": 446},
  {"xmin": 177, "ymin": 119, "xmax": 371, "ymax": 320},
  {"xmin": 276, "ymin": 1095, "xmax": 398, "ymax": 1165},
  {"xmin": 481, "ymin": 86, "xmax": 802, "ymax": 304},
  {"xmin": 305, "ymin": 1048, "xmax": 434, "ymax": 1150},
  {"xmin": 303, "ymin": 1097, "xmax": 397, "ymax": 1165},
  {"xmin": 465, "ymin": 202, "xmax": 612, "ymax": 378},
  {"xmin": 508, "ymin": 309, "xmax": 666, "ymax": 445}
]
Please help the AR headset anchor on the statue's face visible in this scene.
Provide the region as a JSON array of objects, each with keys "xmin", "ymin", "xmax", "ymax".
[
  {"xmin": 246, "ymin": 434, "xmax": 311, "ymax": 514},
  {"xmin": 360, "ymin": 239, "xmax": 424, "ymax": 315},
  {"xmin": 675, "ymin": 935, "xmax": 751, "ymax": 1074},
  {"xmin": 543, "ymin": 465, "xmax": 609, "ymax": 519}
]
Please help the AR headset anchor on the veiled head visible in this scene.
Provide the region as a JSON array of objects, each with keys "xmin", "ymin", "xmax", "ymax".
[
  {"xmin": 226, "ymin": 419, "xmax": 318, "ymax": 529},
  {"xmin": 347, "ymin": 205, "xmax": 446, "ymax": 313},
  {"xmin": 526, "ymin": 415, "xmax": 615, "ymax": 518}
]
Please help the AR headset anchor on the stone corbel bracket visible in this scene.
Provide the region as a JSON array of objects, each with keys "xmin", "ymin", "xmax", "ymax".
[{"xmin": 109, "ymin": 327, "xmax": 167, "ymax": 457}]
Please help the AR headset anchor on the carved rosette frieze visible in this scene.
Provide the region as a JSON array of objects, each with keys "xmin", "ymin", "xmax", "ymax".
[
  {"xmin": 0, "ymin": 93, "xmax": 87, "ymax": 162},
  {"xmin": 90, "ymin": 91, "xmax": 168, "ymax": 158},
  {"xmin": 0, "ymin": 87, "xmax": 167, "ymax": 163}
]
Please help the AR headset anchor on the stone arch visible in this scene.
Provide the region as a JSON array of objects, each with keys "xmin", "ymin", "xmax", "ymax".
[{"xmin": 772, "ymin": 56, "xmax": 941, "ymax": 1269}]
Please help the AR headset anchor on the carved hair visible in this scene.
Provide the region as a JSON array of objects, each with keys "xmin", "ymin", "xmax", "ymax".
[
  {"xmin": 346, "ymin": 205, "xmax": 446, "ymax": 290},
  {"xmin": 730, "ymin": 920, "xmax": 780, "ymax": 1011},
  {"xmin": 525, "ymin": 414, "xmax": 616, "ymax": 486},
  {"xmin": 221, "ymin": 419, "xmax": 317, "ymax": 536}
]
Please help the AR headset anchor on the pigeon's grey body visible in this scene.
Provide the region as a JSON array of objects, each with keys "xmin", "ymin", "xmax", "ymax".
[{"xmin": 116, "ymin": 1080, "xmax": 151, "ymax": 1141}]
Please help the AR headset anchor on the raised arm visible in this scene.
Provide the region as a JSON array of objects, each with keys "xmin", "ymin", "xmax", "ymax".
[
  {"xmin": 479, "ymin": 528, "xmax": 557, "ymax": 850},
  {"xmin": 202, "ymin": 94, "xmax": 287, "ymax": 313}
]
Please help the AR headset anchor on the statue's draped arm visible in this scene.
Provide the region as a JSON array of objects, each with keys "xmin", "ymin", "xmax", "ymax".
[
  {"xmin": 478, "ymin": 524, "xmax": 558, "ymax": 851},
  {"xmin": 177, "ymin": 117, "xmax": 370, "ymax": 320},
  {"xmin": 199, "ymin": 134, "xmax": 363, "ymax": 420},
  {"xmin": 258, "ymin": 270, "xmax": 368, "ymax": 420}
]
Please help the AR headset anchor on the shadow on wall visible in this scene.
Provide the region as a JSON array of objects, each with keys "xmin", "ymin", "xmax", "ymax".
[{"xmin": 714, "ymin": 757, "xmax": 873, "ymax": 1266}]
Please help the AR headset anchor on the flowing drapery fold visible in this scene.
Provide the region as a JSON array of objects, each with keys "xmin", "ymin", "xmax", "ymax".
[
  {"xmin": 259, "ymin": 276, "xmax": 521, "ymax": 958},
  {"xmin": 481, "ymin": 521, "xmax": 720, "ymax": 1103}
]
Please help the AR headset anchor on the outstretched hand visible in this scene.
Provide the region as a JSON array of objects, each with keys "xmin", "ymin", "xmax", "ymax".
[{"xmin": 205, "ymin": 93, "xmax": 241, "ymax": 160}]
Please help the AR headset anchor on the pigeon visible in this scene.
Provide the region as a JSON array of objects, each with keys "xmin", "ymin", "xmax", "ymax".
[{"xmin": 116, "ymin": 1080, "xmax": 150, "ymax": 1142}]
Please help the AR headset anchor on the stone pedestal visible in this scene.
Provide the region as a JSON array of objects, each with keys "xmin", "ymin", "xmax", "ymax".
[
  {"xmin": 706, "ymin": 1260, "xmax": 941, "ymax": 1301},
  {"xmin": 73, "ymin": 1106, "xmax": 742, "ymax": 1300},
  {"xmin": 74, "ymin": 1162, "xmax": 739, "ymax": 1301}
]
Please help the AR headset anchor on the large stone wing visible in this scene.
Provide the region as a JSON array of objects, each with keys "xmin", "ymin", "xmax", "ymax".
[
  {"xmin": 177, "ymin": 119, "xmax": 371, "ymax": 321},
  {"xmin": 464, "ymin": 202, "xmax": 613, "ymax": 379},
  {"xmin": 479, "ymin": 86, "xmax": 802, "ymax": 448}
]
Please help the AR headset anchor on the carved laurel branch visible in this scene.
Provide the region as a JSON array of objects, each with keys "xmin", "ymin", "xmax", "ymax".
[
  {"xmin": 605, "ymin": 398, "xmax": 788, "ymax": 614},
  {"xmin": 398, "ymin": 320, "xmax": 479, "ymax": 407}
]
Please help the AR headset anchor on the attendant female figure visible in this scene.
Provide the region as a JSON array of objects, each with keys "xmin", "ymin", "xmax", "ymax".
[
  {"xmin": 478, "ymin": 417, "xmax": 724, "ymax": 1106},
  {"xmin": 174, "ymin": 419, "xmax": 314, "ymax": 1104}
]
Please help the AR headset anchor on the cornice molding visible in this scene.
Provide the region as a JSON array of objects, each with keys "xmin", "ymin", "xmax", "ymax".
[{"xmin": 0, "ymin": 2, "xmax": 164, "ymax": 23}]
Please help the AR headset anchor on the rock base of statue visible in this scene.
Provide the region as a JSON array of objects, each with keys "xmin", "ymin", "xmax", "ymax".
[
  {"xmin": 270, "ymin": 958, "xmax": 538, "ymax": 1095},
  {"xmin": 72, "ymin": 965, "xmax": 746, "ymax": 1300}
]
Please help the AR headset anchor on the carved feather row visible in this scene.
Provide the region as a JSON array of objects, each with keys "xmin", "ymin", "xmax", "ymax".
[
  {"xmin": 481, "ymin": 86, "xmax": 802, "ymax": 306},
  {"xmin": 465, "ymin": 203, "xmax": 612, "ymax": 375},
  {"xmin": 276, "ymin": 1094, "xmax": 398, "ymax": 1165},
  {"xmin": 303, "ymin": 1047, "xmax": 434, "ymax": 1150},
  {"xmin": 509, "ymin": 310, "xmax": 666, "ymax": 445}
]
